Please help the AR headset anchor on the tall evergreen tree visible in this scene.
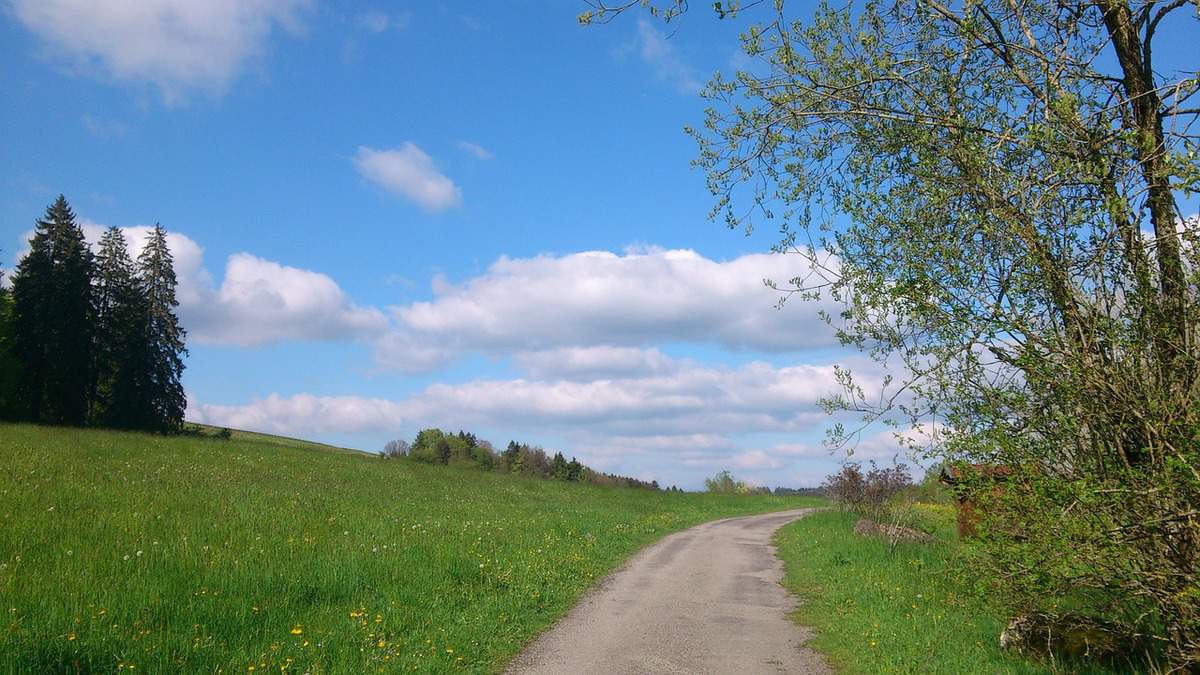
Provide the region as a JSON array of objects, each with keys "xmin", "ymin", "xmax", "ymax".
[
  {"xmin": 0, "ymin": 257, "xmax": 22, "ymax": 420},
  {"xmin": 11, "ymin": 196, "xmax": 95, "ymax": 425},
  {"xmin": 136, "ymin": 224, "xmax": 187, "ymax": 432},
  {"xmin": 92, "ymin": 227, "xmax": 150, "ymax": 429}
]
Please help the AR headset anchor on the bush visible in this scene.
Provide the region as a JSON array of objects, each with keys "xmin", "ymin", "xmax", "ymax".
[
  {"xmin": 703, "ymin": 470, "xmax": 768, "ymax": 495},
  {"xmin": 821, "ymin": 461, "xmax": 913, "ymax": 523}
]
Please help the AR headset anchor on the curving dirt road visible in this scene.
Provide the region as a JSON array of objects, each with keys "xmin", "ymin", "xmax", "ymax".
[{"xmin": 506, "ymin": 508, "xmax": 831, "ymax": 674}]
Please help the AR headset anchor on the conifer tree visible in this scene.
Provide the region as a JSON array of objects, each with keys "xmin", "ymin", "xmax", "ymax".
[
  {"xmin": 92, "ymin": 227, "xmax": 150, "ymax": 428},
  {"xmin": 136, "ymin": 224, "xmax": 187, "ymax": 432},
  {"xmin": 11, "ymin": 196, "xmax": 95, "ymax": 425},
  {"xmin": 0, "ymin": 257, "xmax": 21, "ymax": 419}
]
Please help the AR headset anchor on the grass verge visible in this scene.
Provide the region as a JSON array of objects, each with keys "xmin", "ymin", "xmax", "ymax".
[
  {"xmin": 0, "ymin": 423, "xmax": 820, "ymax": 673},
  {"xmin": 774, "ymin": 506, "xmax": 1126, "ymax": 674}
]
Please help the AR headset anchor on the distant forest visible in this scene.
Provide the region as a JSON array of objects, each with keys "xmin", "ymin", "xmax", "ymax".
[
  {"xmin": 381, "ymin": 428, "xmax": 668, "ymax": 491},
  {"xmin": 0, "ymin": 196, "xmax": 187, "ymax": 432}
]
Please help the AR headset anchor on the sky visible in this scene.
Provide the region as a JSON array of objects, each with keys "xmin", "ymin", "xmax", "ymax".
[{"xmin": 11, "ymin": 0, "xmax": 1184, "ymax": 489}]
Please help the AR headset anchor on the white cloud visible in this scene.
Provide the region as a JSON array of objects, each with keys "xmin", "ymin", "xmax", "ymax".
[
  {"xmin": 354, "ymin": 144, "xmax": 462, "ymax": 212},
  {"xmin": 190, "ymin": 393, "xmax": 406, "ymax": 436},
  {"xmin": 188, "ymin": 355, "xmax": 885, "ymax": 486},
  {"xmin": 457, "ymin": 141, "xmax": 494, "ymax": 160},
  {"xmin": 729, "ymin": 450, "xmax": 786, "ymax": 471},
  {"xmin": 11, "ymin": 0, "xmax": 309, "ymax": 102},
  {"xmin": 189, "ymin": 357, "xmax": 873, "ymax": 442},
  {"xmin": 78, "ymin": 220, "xmax": 213, "ymax": 305},
  {"xmin": 187, "ymin": 253, "xmax": 388, "ymax": 346},
  {"xmin": 377, "ymin": 247, "xmax": 842, "ymax": 371},
  {"xmin": 635, "ymin": 18, "xmax": 701, "ymax": 94},
  {"xmin": 513, "ymin": 346, "xmax": 677, "ymax": 380},
  {"xmin": 76, "ymin": 221, "xmax": 386, "ymax": 347}
]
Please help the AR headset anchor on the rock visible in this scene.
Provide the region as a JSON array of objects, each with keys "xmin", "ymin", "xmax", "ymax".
[
  {"xmin": 851, "ymin": 518, "xmax": 933, "ymax": 544},
  {"xmin": 999, "ymin": 612, "xmax": 1130, "ymax": 661}
]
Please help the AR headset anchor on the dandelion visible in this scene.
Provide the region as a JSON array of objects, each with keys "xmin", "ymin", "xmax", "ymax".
[{"xmin": 290, "ymin": 626, "xmax": 303, "ymax": 635}]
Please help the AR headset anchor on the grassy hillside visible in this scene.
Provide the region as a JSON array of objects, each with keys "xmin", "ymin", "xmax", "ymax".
[{"xmin": 0, "ymin": 423, "xmax": 819, "ymax": 673}]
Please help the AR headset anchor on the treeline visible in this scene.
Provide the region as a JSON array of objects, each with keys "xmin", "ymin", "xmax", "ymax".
[
  {"xmin": 0, "ymin": 196, "xmax": 187, "ymax": 432},
  {"xmin": 381, "ymin": 428, "xmax": 662, "ymax": 490},
  {"xmin": 771, "ymin": 486, "xmax": 824, "ymax": 497}
]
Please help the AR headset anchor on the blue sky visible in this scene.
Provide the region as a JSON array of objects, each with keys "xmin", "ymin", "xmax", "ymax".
[{"xmin": 17, "ymin": 1, "xmax": 1186, "ymax": 488}]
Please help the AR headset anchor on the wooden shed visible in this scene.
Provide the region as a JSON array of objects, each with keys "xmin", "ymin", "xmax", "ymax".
[{"xmin": 939, "ymin": 464, "xmax": 1014, "ymax": 538}]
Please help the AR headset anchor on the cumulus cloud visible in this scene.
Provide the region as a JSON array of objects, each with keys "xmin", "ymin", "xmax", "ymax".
[
  {"xmin": 186, "ymin": 253, "xmax": 388, "ymax": 346},
  {"xmin": 11, "ymin": 0, "xmax": 309, "ymax": 102},
  {"xmin": 75, "ymin": 221, "xmax": 386, "ymax": 346},
  {"xmin": 635, "ymin": 18, "xmax": 701, "ymax": 94},
  {"xmin": 512, "ymin": 346, "xmax": 677, "ymax": 380},
  {"xmin": 353, "ymin": 143, "xmax": 462, "ymax": 212},
  {"xmin": 377, "ymin": 247, "xmax": 841, "ymax": 371},
  {"xmin": 190, "ymin": 393, "xmax": 405, "ymax": 436},
  {"xmin": 457, "ymin": 141, "xmax": 494, "ymax": 160},
  {"xmin": 189, "ymin": 357, "xmax": 874, "ymax": 440},
  {"xmin": 188, "ymin": 355, "xmax": 887, "ymax": 485},
  {"xmin": 78, "ymin": 220, "xmax": 213, "ymax": 305}
]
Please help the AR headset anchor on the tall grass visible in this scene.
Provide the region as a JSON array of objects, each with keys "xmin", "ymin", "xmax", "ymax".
[
  {"xmin": 774, "ymin": 506, "xmax": 1126, "ymax": 674},
  {"xmin": 0, "ymin": 423, "xmax": 820, "ymax": 673}
]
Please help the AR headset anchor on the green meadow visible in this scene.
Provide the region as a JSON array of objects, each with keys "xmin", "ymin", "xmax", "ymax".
[
  {"xmin": 0, "ymin": 423, "xmax": 819, "ymax": 673},
  {"xmin": 775, "ymin": 507, "xmax": 1127, "ymax": 675}
]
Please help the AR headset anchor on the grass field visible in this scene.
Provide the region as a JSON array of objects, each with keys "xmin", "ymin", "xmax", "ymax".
[
  {"xmin": 775, "ymin": 507, "xmax": 1126, "ymax": 675},
  {"xmin": 0, "ymin": 423, "xmax": 820, "ymax": 673}
]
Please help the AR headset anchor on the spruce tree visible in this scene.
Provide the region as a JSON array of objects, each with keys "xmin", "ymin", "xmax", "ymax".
[
  {"xmin": 92, "ymin": 227, "xmax": 150, "ymax": 429},
  {"xmin": 136, "ymin": 224, "xmax": 187, "ymax": 432},
  {"xmin": 11, "ymin": 196, "xmax": 95, "ymax": 425},
  {"xmin": 0, "ymin": 258, "xmax": 21, "ymax": 420}
]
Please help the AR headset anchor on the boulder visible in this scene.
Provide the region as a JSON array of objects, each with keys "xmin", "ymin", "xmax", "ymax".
[{"xmin": 851, "ymin": 518, "xmax": 933, "ymax": 544}]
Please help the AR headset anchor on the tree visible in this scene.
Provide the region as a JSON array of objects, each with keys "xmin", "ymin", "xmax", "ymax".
[
  {"xmin": 11, "ymin": 196, "xmax": 95, "ymax": 425},
  {"xmin": 551, "ymin": 451, "xmax": 569, "ymax": 480},
  {"xmin": 409, "ymin": 428, "xmax": 447, "ymax": 463},
  {"xmin": 588, "ymin": 0, "xmax": 1199, "ymax": 664},
  {"xmin": 92, "ymin": 227, "xmax": 150, "ymax": 429},
  {"xmin": 566, "ymin": 457, "xmax": 583, "ymax": 481},
  {"xmin": 137, "ymin": 224, "xmax": 187, "ymax": 432},
  {"xmin": 703, "ymin": 470, "xmax": 743, "ymax": 494},
  {"xmin": 0, "ymin": 258, "xmax": 21, "ymax": 419},
  {"xmin": 383, "ymin": 439, "xmax": 409, "ymax": 458},
  {"xmin": 502, "ymin": 441, "xmax": 523, "ymax": 473}
]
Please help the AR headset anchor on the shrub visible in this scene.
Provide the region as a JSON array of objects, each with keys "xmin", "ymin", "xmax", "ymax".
[
  {"xmin": 703, "ymin": 470, "xmax": 768, "ymax": 495},
  {"xmin": 821, "ymin": 461, "xmax": 913, "ymax": 523}
]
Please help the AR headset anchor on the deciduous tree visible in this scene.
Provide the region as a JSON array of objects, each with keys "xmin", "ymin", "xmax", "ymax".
[{"xmin": 586, "ymin": 0, "xmax": 1200, "ymax": 664}]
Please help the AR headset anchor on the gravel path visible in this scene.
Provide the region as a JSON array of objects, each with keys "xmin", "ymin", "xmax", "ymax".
[{"xmin": 505, "ymin": 508, "xmax": 831, "ymax": 674}]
